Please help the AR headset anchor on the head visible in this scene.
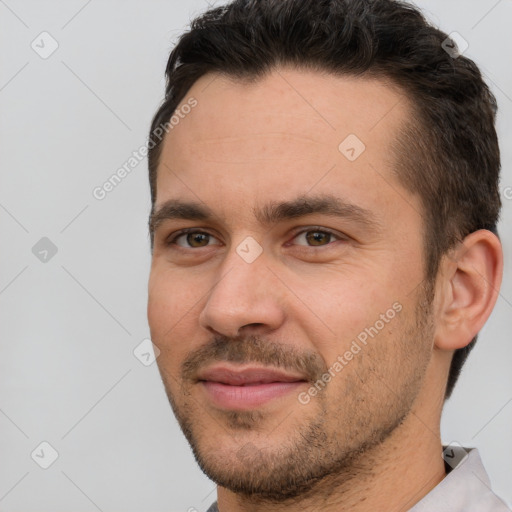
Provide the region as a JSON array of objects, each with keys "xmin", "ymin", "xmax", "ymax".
[{"xmin": 146, "ymin": 0, "xmax": 502, "ymax": 502}]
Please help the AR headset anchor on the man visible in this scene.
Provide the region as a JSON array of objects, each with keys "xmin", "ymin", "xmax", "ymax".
[{"xmin": 146, "ymin": 0, "xmax": 509, "ymax": 510}]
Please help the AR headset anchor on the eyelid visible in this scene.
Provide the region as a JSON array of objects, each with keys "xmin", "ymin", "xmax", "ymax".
[
  {"xmin": 288, "ymin": 225, "xmax": 346, "ymax": 243},
  {"xmin": 165, "ymin": 226, "xmax": 347, "ymax": 248},
  {"xmin": 166, "ymin": 227, "xmax": 221, "ymax": 247}
]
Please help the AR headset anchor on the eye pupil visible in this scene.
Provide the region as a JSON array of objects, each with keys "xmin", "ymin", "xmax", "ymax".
[
  {"xmin": 306, "ymin": 231, "xmax": 330, "ymax": 246},
  {"xmin": 188, "ymin": 233, "xmax": 209, "ymax": 247}
]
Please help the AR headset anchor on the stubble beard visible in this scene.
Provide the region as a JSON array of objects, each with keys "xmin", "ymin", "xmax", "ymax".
[{"xmin": 160, "ymin": 282, "xmax": 436, "ymax": 504}]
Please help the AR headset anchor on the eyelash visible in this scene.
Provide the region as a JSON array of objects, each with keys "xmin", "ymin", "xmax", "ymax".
[{"xmin": 164, "ymin": 227, "xmax": 345, "ymax": 249}]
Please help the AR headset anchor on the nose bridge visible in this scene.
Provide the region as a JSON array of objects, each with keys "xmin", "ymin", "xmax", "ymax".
[{"xmin": 198, "ymin": 239, "xmax": 285, "ymax": 336}]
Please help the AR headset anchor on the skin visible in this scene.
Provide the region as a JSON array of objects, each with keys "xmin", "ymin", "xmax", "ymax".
[{"xmin": 147, "ymin": 67, "xmax": 503, "ymax": 512}]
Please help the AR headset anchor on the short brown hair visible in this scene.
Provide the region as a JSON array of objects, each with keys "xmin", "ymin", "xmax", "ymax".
[{"xmin": 147, "ymin": 0, "xmax": 501, "ymax": 400}]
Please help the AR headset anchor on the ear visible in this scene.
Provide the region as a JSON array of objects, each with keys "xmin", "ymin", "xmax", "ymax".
[{"xmin": 434, "ymin": 229, "xmax": 503, "ymax": 351}]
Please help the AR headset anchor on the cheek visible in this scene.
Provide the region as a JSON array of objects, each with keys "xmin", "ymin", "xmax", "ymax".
[
  {"xmin": 147, "ymin": 269, "xmax": 202, "ymax": 360},
  {"xmin": 147, "ymin": 274, "xmax": 172, "ymax": 336},
  {"xmin": 286, "ymin": 269, "xmax": 408, "ymax": 368},
  {"xmin": 148, "ymin": 265, "xmax": 199, "ymax": 321}
]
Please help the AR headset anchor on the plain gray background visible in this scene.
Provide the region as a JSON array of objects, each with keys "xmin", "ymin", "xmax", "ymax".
[{"xmin": 0, "ymin": 1, "xmax": 511, "ymax": 511}]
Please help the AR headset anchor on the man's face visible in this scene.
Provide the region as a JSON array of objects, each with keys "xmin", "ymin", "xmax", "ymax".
[{"xmin": 147, "ymin": 68, "xmax": 436, "ymax": 499}]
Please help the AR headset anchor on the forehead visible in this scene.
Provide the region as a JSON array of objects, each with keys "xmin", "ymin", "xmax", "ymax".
[
  {"xmin": 155, "ymin": 67, "xmax": 418, "ymax": 228},
  {"xmin": 164, "ymin": 68, "xmax": 410, "ymax": 151}
]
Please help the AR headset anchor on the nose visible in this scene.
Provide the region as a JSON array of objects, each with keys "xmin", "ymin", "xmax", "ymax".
[{"xmin": 198, "ymin": 245, "xmax": 286, "ymax": 338}]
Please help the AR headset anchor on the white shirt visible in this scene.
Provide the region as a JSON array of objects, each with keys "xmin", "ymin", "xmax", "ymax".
[
  {"xmin": 410, "ymin": 445, "xmax": 511, "ymax": 511},
  {"xmin": 206, "ymin": 445, "xmax": 510, "ymax": 512}
]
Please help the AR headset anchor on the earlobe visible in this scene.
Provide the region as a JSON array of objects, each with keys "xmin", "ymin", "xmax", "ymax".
[{"xmin": 434, "ymin": 229, "xmax": 503, "ymax": 351}]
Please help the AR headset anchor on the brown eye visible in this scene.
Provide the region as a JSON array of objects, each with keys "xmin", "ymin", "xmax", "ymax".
[
  {"xmin": 293, "ymin": 229, "xmax": 340, "ymax": 247},
  {"xmin": 167, "ymin": 230, "xmax": 221, "ymax": 248},
  {"xmin": 186, "ymin": 232, "xmax": 210, "ymax": 247},
  {"xmin": 305, "ymin": 231, "xmax": 332, "ymax": 246}
]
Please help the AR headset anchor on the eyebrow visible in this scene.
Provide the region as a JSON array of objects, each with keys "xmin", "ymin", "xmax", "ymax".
[{"xmin": 149, "ymin": 193, "xmax": 382, "ymax": 236}]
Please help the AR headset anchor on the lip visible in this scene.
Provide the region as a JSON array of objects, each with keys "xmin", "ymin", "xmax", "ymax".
[
  {"xmin": 197, "ymin": 365, "xmax": 308, "ymax": 410},
  {"xmin": 197, "ymin": 365, "xmax": 307, "ymax": 385}
]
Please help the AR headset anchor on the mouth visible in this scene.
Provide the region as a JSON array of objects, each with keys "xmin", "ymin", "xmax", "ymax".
[{"xmin": 196, "ymin": 365, "xmax": 309, "ymax": 410}]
